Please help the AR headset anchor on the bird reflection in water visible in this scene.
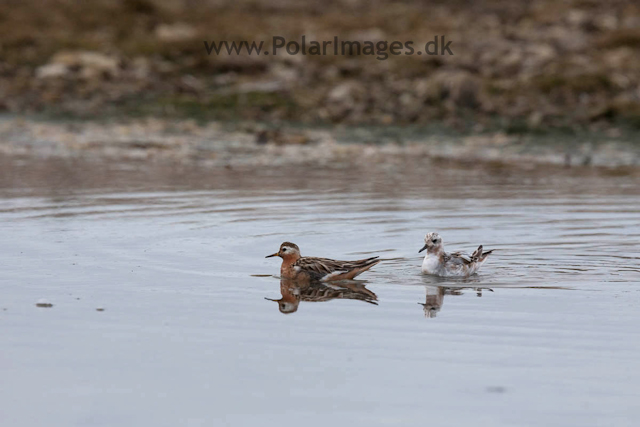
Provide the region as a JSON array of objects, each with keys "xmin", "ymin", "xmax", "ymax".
[
  {"xmin": 265, "ymin": 279, "xmax": 378, "ymax": 314},
  {"xmin": 419, "ymin": 284, "xmax": 493, "ymax": 318}
]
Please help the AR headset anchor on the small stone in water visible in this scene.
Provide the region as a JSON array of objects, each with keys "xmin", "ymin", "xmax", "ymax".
[
  {"xmin": 35, "ymin": 299, "xmax": 53, "ymax": 308},
  {"xmin": 96, "ymin": 308, "xmax": 105, "ymax": 312}
]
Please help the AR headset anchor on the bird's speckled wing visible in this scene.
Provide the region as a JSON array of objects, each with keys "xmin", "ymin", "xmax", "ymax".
[
  {"xmin": 445, "ymin": 251, "xmax": 473, "ymax": 265},
  {"xmin": 294, "ymin": 256, "xmax": 380, "ymax": 280}
]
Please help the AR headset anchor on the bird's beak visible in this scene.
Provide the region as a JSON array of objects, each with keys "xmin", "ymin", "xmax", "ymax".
[
  {"xmin": 264, "ymin": 297, "xmax": 280, "ymax": 302},
  {"xmin": 418, "ymin": 244, "xmax": 428, "ymax": 253},
  {"xmin": 265, "ymin": 252, "xmax": 279, "ymax": 258}
]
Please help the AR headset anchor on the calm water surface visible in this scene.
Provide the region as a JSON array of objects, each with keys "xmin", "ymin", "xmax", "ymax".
[{"xmin": 1, "ymin": 156, "xmax": 639, "ymax": 426}]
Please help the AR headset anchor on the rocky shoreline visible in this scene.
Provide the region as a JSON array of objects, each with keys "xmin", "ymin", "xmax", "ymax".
[{"xmin": 2, "ymin": 0, "xmax": 640, "ymax": 133}]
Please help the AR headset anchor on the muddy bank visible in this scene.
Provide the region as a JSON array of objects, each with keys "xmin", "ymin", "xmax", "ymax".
[{"xmin": 1, "ymin": 117, "xmax": 638, "ymax": 170}]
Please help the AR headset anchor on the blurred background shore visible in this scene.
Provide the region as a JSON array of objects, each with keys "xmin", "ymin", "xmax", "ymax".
[{"xmin": 1, "ymin": 0, "xmax": 640, "ymax": 166}]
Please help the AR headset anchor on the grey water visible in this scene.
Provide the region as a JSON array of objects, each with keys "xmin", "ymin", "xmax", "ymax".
[{"xmin": 1, "ymin": 156, "xmax": 639, "ymax": 427}]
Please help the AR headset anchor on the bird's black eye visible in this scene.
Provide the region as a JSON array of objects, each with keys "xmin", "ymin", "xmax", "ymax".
[{"xmin": 432, "ymin": 239, "xmax": 437, "ymax": 243}]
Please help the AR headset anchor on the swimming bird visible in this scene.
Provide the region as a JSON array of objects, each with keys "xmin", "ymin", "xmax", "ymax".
[
  {"xmin": 419, "ymin": 232, "xmax": 493, "ymax": 277},
  {"xmin": 266, "ymin": 242, "xmax": 380, "ymax": 281}
]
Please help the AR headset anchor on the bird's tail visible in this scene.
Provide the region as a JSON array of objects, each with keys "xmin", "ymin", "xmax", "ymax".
[
  {"xmin": 471, "ymin": 246, "xmax": 483, "ymax": 260},
  {"xmin": 476, "ymin": 246, "xmax": 494, "ymax": 262},
  {"xmin": 344, "ymin": 257, "xmax": 381, "ymax": 280},
  {"xmin": 358, "ymin": 256, "xmax": 381, "ymax": 268},
  {"xmin": 472, "ymin": 246, "xmax": 494, "ymax": 262}
]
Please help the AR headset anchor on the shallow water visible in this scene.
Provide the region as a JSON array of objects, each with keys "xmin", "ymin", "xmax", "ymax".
[{"xmin": 1, "ymin": 156, "xmax": 639, "ymax": 426}]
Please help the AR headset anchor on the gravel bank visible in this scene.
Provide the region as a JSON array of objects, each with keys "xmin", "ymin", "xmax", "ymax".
[{"xmin": 1, "ymin": 117, "xmax": 639, "ymax": 170}]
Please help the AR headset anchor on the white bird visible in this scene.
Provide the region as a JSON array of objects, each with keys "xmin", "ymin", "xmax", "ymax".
[{"xmin": 419, "ymin": 232, "xmax": 493, "ymax": 277}]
